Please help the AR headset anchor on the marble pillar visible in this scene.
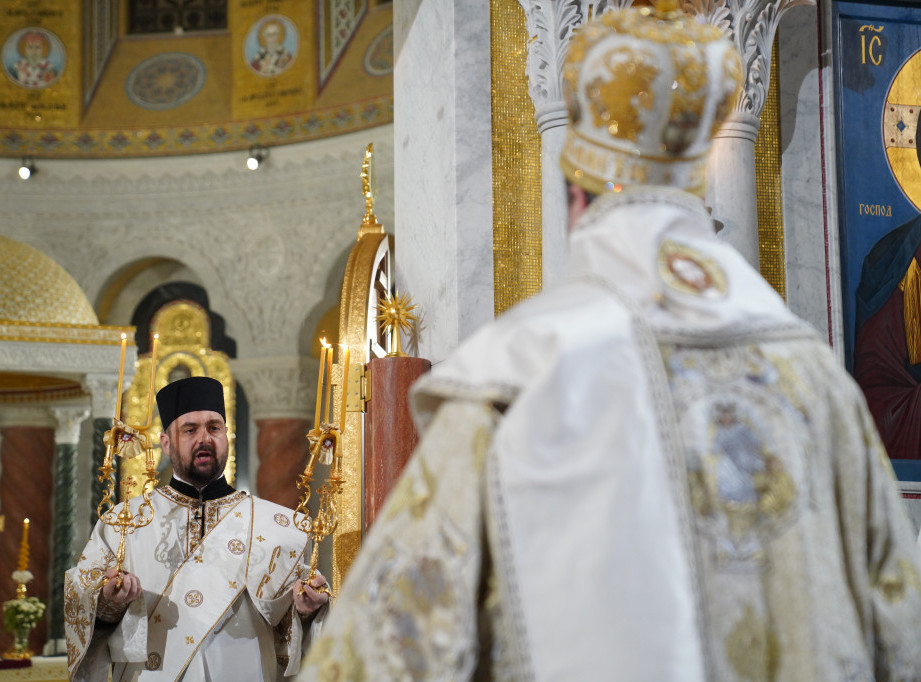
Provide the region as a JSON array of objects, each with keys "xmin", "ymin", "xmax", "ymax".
[
  {"xmin": 47, "ymin": 406, "xmax": 89, "ymax": 652},
  {"xmin": 512, "ymin": 1, "xmax": 815, "ymax": 276},
  {"xmin": 82, "ymin": 373, "xmax": 121, "ymax": 530},
  {"xmin": 684, "ymin": 0, "xmax": 816, "ymax": 268},
  {"xmin": 0, "ymin": 408, "xmax": 55, "ymax": 655},
  {"xmin": 707, "ymin": 113, "xmax": 761, "ymax": 265},
  {"xmin": 231, "ymin": 356, "xmax": 314, "ymax": 507},
  {"xmin": 539, "ymin": 115, "xmax": 570, "ymax": 286},
  {"xmin": 394, "ymin": 0, "xmax": 495, "ymax": 363},
  {"xmin": 517, "ymin": 2, "xmax": 591, "ymax": 286},
  {"xmin": 778, "ymin": 5, "xmax": 838, "ymax": 345}
]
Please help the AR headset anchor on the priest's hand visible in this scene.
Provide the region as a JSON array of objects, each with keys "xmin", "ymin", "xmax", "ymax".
[
  {"xmin": 101, "ymin": 568, "xmax": 142, "ymax": 605},
  {"xmin": 293, "ymin": 572, "xmax": 330, "ymax": 617}
]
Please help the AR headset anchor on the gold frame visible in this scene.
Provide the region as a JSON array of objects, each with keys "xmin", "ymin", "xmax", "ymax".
[{"xmin": 333, "ymin": 221, "xmax": 390, "ymax": 593}]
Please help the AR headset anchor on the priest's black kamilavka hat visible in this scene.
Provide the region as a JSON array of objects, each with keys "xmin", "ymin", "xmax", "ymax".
[{"xmin": 156, "ymin": 376, "xmax": 226, "ymax": 431}]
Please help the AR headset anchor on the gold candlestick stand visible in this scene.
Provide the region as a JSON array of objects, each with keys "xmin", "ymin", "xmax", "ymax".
[
  {"xmin": 293, "ymin": 423, "xmax": 342, "ymax": 598},
  {"xmin": 96, "ymin": 335, "xmax": 160, "ymax": 586}
]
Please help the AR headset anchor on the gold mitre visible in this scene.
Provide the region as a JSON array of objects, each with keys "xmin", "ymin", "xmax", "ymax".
[{"xmin": 560, "ymin": 0, "xmax": 742, "ymax": 197}]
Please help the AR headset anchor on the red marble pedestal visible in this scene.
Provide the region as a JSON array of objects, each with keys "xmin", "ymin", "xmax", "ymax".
[
  {"xmin": 363, "ymin": 356, "xmax": 431, "ymax": 533},
  {"xmin": 255, "ymin": 418, "xmax": 309, "ymax": 510}
]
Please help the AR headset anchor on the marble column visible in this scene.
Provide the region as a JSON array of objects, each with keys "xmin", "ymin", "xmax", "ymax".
[
  {"xmin": 82, "ymin": 373, "xmax": 121, "ymax": 529},
  {"xmin": 707, "ymin": 113, "xmax": 761, "ymax": 264},
  {"xmin": 46, "ymin": 406, "xmax": 89, "ymax": 652},
  {"xmin": 0, "ymin": 407, "xmax": 55, "ymax": 655},
  {"xmin": 684, "ymin": 0, "xmax": 816, "ymax": 267},
  {"xmin": 518, "ymin": 2, "xmax": 591, "ymax": 286},
  {"xmin": 394, "ymin": 0, "xmax": 495, "ymax": 363},
  {"xmin": 231, "ymin": 356, "xmax": 314, "ymax": 509},
  {"xmin": 512, "ymin": 0, "xmax": 814, "ymax": 274},
  {"xmin": 778, "ymin": 6, "xmax": 835, "ymax": 343}
]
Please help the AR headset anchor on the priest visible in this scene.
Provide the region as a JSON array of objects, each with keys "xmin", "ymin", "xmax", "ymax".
[
  {"xmin": 65, "ymin": 376, "xmax": 329, "ymax": 680},
  {"xmin": 298, "ymin": 4, "xmax": 921, "ymax": 680}
]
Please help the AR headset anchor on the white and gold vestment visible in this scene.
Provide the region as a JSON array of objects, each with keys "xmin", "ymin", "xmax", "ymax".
[
  {"xmin": 299, "ymin": 187, "xmax": 921, "ymax": 681},
  {"xmin": 66, "ymin": 479, "xmax": 325, "ymax": 681}
]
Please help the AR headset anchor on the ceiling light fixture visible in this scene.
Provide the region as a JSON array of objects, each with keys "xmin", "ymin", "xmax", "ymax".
[
  {"xmin": 18, "ymin": 156, "xmax": 35, "ymax": 180},
  {"xmin": 246, "ymin": 145, "xmax": 267, "ymax": 171}
]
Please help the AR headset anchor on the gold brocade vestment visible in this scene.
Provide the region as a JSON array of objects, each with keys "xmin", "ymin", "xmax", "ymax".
[
  {"xmin": 65, "ymin": 480, "xmax": 325, "ymax": 681},
  {"xmin": 300, "ymin": 187, "xmax": 921, "ymax": 681}
]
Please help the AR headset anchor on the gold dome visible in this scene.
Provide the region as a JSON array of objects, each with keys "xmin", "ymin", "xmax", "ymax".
[{"xmin": 0, "ymin": 236, "xmax": 98, "ymax": 325}]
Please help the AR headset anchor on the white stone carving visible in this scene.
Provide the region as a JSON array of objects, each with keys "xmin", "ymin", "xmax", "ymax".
[
  {"xmin": 230, "ymin": 355, "xmax": 317, "ymax": 420},
  {"xmin": 515, "ymin": 0, "xmax": 816, "ymax": 272},
  {"xmin": 0, "ymin": 340, "xmax": 135, "ymax": 376},
  {"xmin": 81, "ymin": 372, "xmax": 123, "ymax": 418},
  {"xmin": 50, "ymin": 406, "xmax": 91, "ymax": 445},
  {"xmin": 518, "ymin": 0, "xmax": 814, "ymax": 125},
  {"xmin": 0, "ymin": 405, "xmax": 55, "ymax": 429},
  {"xmin": 517, "ymin": 0, "xmax": 584, "ymax": 119},
  {"xmin": 681, "ymin": 0, "xmax": 815, "ymax": 120}
]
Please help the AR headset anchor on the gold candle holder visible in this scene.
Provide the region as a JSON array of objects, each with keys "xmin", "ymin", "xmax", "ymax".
[
  {"xmin": 96, "ymin": 334, "xmax": 160, "ymax": 586},
  {"xmin": 293, "ymin": 340, "xmax": 349, "ymax": 597},
  {"xmin": 293, "ymin": 424, "xmax": 341, "ymax": 598},
  {"xmin": 13, "ymin": 518, "xmax": 30, "ymax": 600}
]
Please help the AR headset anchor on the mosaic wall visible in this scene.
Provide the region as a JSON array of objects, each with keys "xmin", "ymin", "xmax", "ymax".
[{"xmin": 0, "ymin": 0, "xmax": 393, "ymax": 157}]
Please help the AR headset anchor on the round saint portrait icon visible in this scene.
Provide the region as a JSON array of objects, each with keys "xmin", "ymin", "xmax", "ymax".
[
  {"xmin": 244, "ymin": 14, "xmax": 298, "ymax": 78},
  {"xmin": 2, "ymin": 27, "xmax": 66, "ymax": 89}
]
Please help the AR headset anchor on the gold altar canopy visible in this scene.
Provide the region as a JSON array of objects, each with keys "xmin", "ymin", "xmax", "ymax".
[
  {"xmin": 0, "ymin": 235, "xmax": 132, "ymax": 405},
  {"xmin": 121, "ymin": 301, "xmax": 236, "ymax": 499}
]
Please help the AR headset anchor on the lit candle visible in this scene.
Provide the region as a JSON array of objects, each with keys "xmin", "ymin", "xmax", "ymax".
[
  {"xmin": 16, "ymin": 518, "xmax": 29, "ymax": 572},
  {"xmin": 339, "ymin": 345, "xmax": 350, "ymax": 428},
  {"xmin": 144, "ymin": 334, "xmax": 159, "ymax": 427},
  {"xmin": 325, "ymin": 344, "xmax": 333, "ymax": 424},
  {"xmin": 114, "ymin": 333, "xmax": 127, "ymax": 421},
  {"xmin": 315, "ymin": 340, "xmax": 327, "ymax": 427}
]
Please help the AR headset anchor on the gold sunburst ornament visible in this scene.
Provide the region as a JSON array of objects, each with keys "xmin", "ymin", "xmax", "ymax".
[{"xmin": 376, "ymin": 290, "xmax": 418, "ymax": 357}]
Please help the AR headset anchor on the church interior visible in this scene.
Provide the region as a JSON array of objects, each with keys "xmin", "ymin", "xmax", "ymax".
[{"xmin": 1, "ymin": 0, "xmax": 920, "ymax": 672}]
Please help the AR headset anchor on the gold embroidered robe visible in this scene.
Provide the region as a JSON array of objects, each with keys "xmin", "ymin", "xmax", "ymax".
[
  {"xmin": 299, "ymin": 187, "xmax": 921, "ymax": 681},
  {"xmin": 65, "ymin": 484, "xmax": 325, "ymax": 681}
]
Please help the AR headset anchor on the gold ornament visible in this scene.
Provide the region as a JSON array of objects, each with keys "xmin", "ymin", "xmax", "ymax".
[
  {"xmin": 292, "ymin": 423, "xmax": 342, "ymax": 599},
  {"xmin": 376, "ymin": 290, "xmax": 418, "ymax": 357},
  {"xmin": 96, "ymin": 334, "xmax": 160, "ymax": 588}
]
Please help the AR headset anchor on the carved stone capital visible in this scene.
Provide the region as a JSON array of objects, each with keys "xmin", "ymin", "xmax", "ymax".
[
  {"xmin": 0, "ymin": 339, "xmax": 136, "ymax": 377},
  {"xmin": 681, "ymin": 0, "xmax": 815, "ymax": 120},
  {"xmin": 50, "ymin": 406, "xmax": 91, "ymax": 444},
  {"xmin": 516, "ymin": 0, "xmax": 814, "ymax": 128},
  {"xmin": 231, "ymin": 356, "xmax": 316, "ymax": 421},
  {"xmin": 82, "ymin": 372, "xmax": 121, "ymax": 418},
  {"xmin": 517, "ymin": 0, "xmax": 592, "ymax": 119}
]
